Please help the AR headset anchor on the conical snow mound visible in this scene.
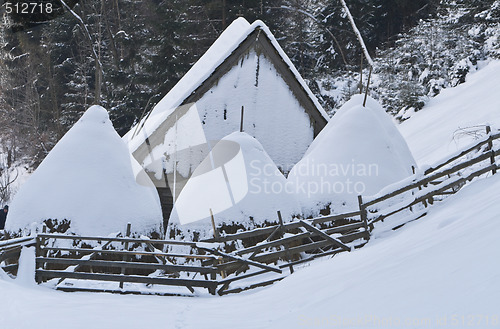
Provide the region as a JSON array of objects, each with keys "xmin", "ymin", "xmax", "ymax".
[
  {"xmin": 288, "ymin": 95, "xmax": 417, "ymax": 217},
  {"xmin": 168, "ymin": 132, "xmax": 299, "ymax": 239},
  {"xmin": 6, "ymin": 105, "xmax": 163, "ymax": 236}
]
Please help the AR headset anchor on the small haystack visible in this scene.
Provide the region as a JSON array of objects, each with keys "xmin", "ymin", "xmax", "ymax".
[
  {"xmin": 287, "ymin": 95, "xmax": 417, "ymax": 217},
  {"xmin": 168, "ymin": 132, "xmax": 299, "ymax": 240},
  {"xmin": 6, "ymin": 106, "xmax": 163, "ymax": 237}
]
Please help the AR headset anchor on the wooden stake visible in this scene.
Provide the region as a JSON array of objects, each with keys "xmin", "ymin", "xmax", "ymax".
[
  {"xmin": 119, "ymin": 223, "xmax": 131, "ymax": 289},
  {"xmin": 210, "ymin": 209, "xmax": 220, "ymax": 239},
  {"xmin": 240, "ymin": 106, "xmax": 244, "ymax": 132},
  {"xmin": 363, "ymin": 66, "xmax": 372, "ymax": 107},
  {"xmin": 357, "ymin": 195, "xmax": 371, "ymax": 238},
  {"xmin": 486, "ymin": 126, "xmax": 497, "ymax": 175},
  {"xmin": 209, "ymin": 209, "xmax": 225, "ymax": 279},
  {"xmin": 359, "ymin": 52, "xmax": 363, "ymax": 94},
  {"xmin": 277, "ymin": 210, "xmax": 294, "ymax": 274}
]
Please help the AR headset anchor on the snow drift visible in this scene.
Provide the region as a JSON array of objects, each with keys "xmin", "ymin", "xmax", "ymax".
[
  {"xmin": 288, "ymin": 95, "xmax": 417, "ymax": 216},
  {"xmin": 168, "ymin": 132, "xmax": 299, "ymax": 239},
  {"xmin": 5, "ymin": 106, "xmax": 163, "ymax": 237}
]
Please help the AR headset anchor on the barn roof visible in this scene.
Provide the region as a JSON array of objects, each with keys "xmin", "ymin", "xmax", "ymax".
[{"xmin": 126, "ymin": 17, "xmax": 329, "ymax": 154}]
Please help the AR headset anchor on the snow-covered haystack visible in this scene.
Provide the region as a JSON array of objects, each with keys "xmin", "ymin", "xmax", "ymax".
[
  {"xmin": 168, "ymin": 132, "xmax": 299, "ymax": 240},
  {"xmin": 5, "ymin": 106, "xmax": 163, "ymax": 237},
  {"xmin": 288, "ymin": 95, "xmax": 417, "ymax": 217}
]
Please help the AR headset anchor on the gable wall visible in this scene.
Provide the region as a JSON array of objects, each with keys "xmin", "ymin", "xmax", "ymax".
[{"xmin": 193, "ymin": 48, "xmax": 314, "ymax": 170}]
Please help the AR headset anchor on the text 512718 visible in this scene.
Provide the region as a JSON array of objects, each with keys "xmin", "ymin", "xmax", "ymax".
[{"xmin": 4, "ymin": 2, "xmax": 53, "ymax": 14}]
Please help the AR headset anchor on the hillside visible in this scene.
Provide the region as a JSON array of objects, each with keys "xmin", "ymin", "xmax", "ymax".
[{"xmin": 400, "ymin": 60, "xmax": 500, "ymax": 166}]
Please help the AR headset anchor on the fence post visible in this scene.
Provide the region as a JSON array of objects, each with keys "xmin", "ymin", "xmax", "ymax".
[
  {"xmin": 357, "ymin": 195, "xmax": 371, "ymax": 240},
  {"xmin": 35, "ymin": 235, "xmax": 41, "ymax": 284},
  {"xmin": 209, "ymin": 209, "xmax": 226, "ymax": 279},
  {"xmin": 209, "ymin": 208, "xmax": 220, "ymax": 240},
  {"xmin": 486, "ymin": 126, "xmax": 497, "ymax": 175},
  {"xmin": 119, "ymin": 223, "xmax": 131, "ymax": 289},
  {"xmin": 412, "ymin": 167, "xmax": 428, "ymax": 208},
  {"xmin": 277, "ymin": 210, "xmax": 294, "ymax": 274},
  {"xmin": 240, "ymin": 106, "xmax": 245, "ymax": 132},
  {"xmin": 40, "ymin": 225, "xmax": 47, "ymax": 261}
]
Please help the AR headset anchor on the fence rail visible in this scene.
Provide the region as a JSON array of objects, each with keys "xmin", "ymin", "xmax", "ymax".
[
  {"xmin": 364, "ymin": 126, "xmax": 499, "ymax": 228},
  {"xmin": 0, "ymin": 236, "xmax": 36, "ymax": 276},
  {"xmin": 30, "ymin": 208, "xmax": 369, "ymax": 296}
]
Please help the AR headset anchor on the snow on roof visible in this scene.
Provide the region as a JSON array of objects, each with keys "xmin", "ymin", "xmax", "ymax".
[
  {"xmin": 126, "ymin": 17, "xmax": 329, "ymax": 152},
  {"xmin": 6, "ymin": 105, "xmax": 163, "ymax": 236},
  {"xmin": 287, "ymin": 95, "xmax": 417, "ymax": 216},
  {"xmin": 168, "ymin": 132, "xmax": 299, "ymax": 239}
]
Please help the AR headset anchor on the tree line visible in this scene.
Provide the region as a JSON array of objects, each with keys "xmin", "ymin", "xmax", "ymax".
[{"xmin": 0, "ymin": 0, "xmax": 461, "ymax": 170}]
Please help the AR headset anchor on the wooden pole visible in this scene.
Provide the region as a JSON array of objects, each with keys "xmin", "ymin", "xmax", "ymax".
[
  {"xmin": 35, "ymin": 235, "xmax": 41, "ymax": 284},
  {"xmin": 209, "ymin": 209, "xmax": 220, "ymax": 240},
  {"xmin": 357, "ymin": 195, "xmax": 371, "ymax": 238},
  {"xmin": 363, "ymin": 66, "xmax": 372, "ymax": 107},
  {"xmin": 119, "ymin": 223, "xmax": 131, "ymax": 289},
  {"xmin": 209, "ymin": 209, "xmax": 225, "ymax": 279},
  {"xmin": 359, "ymin": 52, "xmax": 363, "ymax": 94},
  {"xmin": 486, "ymin": 126, "xmax": 497, "ymax": 175},
  {"xmin": 240, "ymin": 106, "xmax": 244, "ymax": 132},
  {"xmin": 40, "ymin": 224, "xmax": 47, "ymax": 261},
  {"xmin": 277, "ymin": 211, "xmax": 294, "ymax": 274}
]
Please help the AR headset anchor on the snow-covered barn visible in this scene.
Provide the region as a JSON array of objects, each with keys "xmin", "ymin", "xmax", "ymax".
[{"xmin": 125, "ymin": 17, "xmax": 329, "ymax": 225}]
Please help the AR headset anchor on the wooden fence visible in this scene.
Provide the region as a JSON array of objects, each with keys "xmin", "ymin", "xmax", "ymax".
[
  {"xmin": 33, "ymin": 209, "xmax": 369, "ymax": 296},
  {"xmin": 362, "ymin": 127, "xmax": 499, "ymax": 229},
  {"xmin": 1, "ymin": 127, "xmax": 498, "ymax": 296},
  {"xmin": 0, "ymin": 236, "xmax": 36, "ymax": 275}
]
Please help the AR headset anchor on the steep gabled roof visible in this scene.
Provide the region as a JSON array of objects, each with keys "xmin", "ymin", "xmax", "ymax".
[{"xmin": 127, "ymin": 17, "xmax": 329, "ymax": 155}]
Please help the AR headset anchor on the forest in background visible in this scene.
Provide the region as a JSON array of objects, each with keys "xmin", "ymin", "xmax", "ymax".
[{"xmin": 0, "ymin": 0, "xmax": 498, "ymax": 184}]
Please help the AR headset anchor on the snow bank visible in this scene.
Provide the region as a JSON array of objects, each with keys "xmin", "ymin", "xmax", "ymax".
[
  {"xmin": 5, "ymin": 106, "xmax": 163, "ymax": 236},
  {"xmin": 288, "ymin": 95, "xmax": 416, "ymax": 216},
  {"xmin": 168, "ymin": 132, "xmax": 299, "ymax": 239},
  {"xmin": 400, "ymin": 60, "xmax": 500, "ymax": 166}
]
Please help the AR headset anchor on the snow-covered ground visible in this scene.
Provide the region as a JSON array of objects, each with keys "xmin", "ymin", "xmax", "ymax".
[
  {"xmin": 400, "ymin": 60, "xmax": 500, "ymax": 166},
  {"xmin": 1, "ymin": 62, "xmax": 499, "ymax": 329}
]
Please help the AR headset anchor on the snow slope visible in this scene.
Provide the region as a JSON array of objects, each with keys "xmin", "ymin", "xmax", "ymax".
[
  {"xmin": 1, "ymin": 165, "xmax": 498, "ymax": 329},
  {"xmin": 288, "ymin": 95, "xmax": 416, "ymax": 216},
  {"xmin": 400, "ymin": 60, "xmax": 500, "ymax": 166},
  {"xmin": 5, "ymin": 106, "xmax": 163, "ymax": 236}
]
